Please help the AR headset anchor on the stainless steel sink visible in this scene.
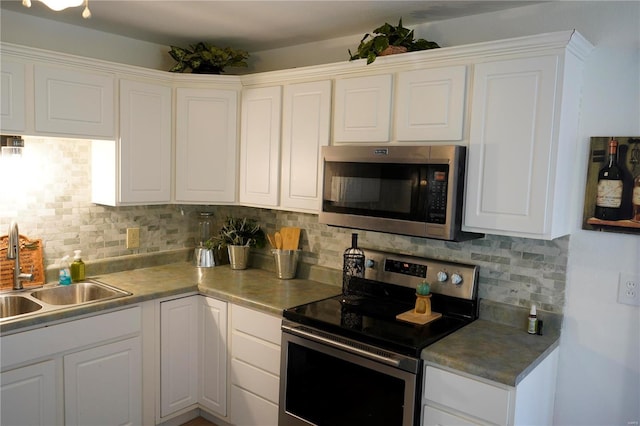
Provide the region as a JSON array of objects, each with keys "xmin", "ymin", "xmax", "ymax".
[
  {"xmin": 0, "ymin": 280, "xmax": 131, "ymax": 323},
  {"xmin": 30, "ymin": 281, "xmax": 129, "ymax": 305},
  {"xmin": 0, "ymin": 294, "xmax": 43, "ymax": 319}
]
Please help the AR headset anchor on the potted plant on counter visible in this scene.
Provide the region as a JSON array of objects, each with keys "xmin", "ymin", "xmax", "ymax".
[{"xmin": 208, "ymin": 217, "xmax": 266, "ymax": 270}]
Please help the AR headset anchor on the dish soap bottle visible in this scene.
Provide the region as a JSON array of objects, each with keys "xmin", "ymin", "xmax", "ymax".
[
  {"xmin": 59, "ymin": 255, "xmax": 72, "ymax": 285},
  {"xmin": 71, "ymin": 250, "xmax": 86, "ymax": 282}
]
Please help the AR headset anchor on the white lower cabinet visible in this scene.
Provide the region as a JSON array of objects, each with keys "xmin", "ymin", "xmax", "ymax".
[
  {"xmin": 0, "ymin": 359, "xmax": 58, "ymax": 426},
  {"xmin": 159, "ymin": 295, "xmax": 228, "ymax": 421},
  {"xmin": 422, "ymin": 347, "xmax": 559, "ymax": 426},
  {"xmin": 198, "ymin": 296, "xmax": 228, "ymax": 416},
  {"xmin": 160, "ymin": 296, "xmax": 199, "ymax": 417},
  {"xmin": 230, "ymin": 304, "xmax": 282, "ymax": 426},
  {"xmin": 0, "ymin": 307, "xmax": 142, "ymax": 426},
  {"xmin": 64, "ymin": 337, "xmax": 141, "ymax": 426}
]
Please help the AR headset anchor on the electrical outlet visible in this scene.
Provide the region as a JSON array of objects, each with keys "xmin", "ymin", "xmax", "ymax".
[
  {"xmin": 618, "ymin": 273, "xmax": 640, "ymax": 306},
  {"xmin": 126, "ymin": 228, "xmax": 140, "ymax": 249}
]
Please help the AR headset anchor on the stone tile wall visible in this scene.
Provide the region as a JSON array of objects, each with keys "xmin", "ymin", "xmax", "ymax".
[{"xmin": 0, "ymin": 138, "xmax": 567, "ymax": 313}]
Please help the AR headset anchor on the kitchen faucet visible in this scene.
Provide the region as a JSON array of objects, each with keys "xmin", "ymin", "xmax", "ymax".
[{"xmin": 6, "ymin": 221, "xmax": 34, "ymax": 290}]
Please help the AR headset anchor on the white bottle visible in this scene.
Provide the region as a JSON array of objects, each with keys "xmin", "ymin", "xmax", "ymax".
[
  {"xmin": 527, "ymin": 305, "xmax": 538, "ymax": 334},
  {"xmin": 59, "ymin": 255, "xmax": 72, "ymax": 285}
]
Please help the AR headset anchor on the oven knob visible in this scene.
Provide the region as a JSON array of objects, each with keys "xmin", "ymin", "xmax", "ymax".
[
  {"xmin": 365, "ymin": 259, "xmax": 375, "ymax": 269},
  {"xmin": 437, "ymin": 271, "xmax": 448, "ymax": 282},
  {"xmin": 451, "ymin": 274, "xmax": 463, "ymax": 285}
]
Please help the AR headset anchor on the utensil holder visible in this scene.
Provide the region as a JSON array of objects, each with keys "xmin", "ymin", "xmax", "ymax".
[{"xmin": 272, "ymin": 249, "xmax": 300, "ymax": 279}]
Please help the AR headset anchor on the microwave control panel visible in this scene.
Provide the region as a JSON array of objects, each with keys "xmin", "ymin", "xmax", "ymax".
[{"xmin": 426, "ymin": 168, "xmax": 448, "ymax": 224}]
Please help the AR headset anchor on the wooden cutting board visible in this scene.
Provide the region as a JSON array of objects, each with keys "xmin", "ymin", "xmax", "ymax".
[
  {"xmin": 0, "ymin": 234, "xmax": 45, "ymax": 291},
  {"xmin": 280, "ymin": 227, "xmax": 300, "ymax": 250}
]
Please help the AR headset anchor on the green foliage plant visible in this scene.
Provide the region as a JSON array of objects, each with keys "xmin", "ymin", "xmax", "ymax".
[
  {"xmin": 168, "ymin": 42, "xmax": 249, "ymax": 74},
  {"xmin": 348, "ymin": 18, "xmax": 440, "ymax": 64},
  {"xmin": 207, "ymin": 217, "xmax": 266, "ymax": 249}
]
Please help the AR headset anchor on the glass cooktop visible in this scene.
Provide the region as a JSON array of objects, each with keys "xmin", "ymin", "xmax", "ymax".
[{"xmin": 283, "ymin": 293, "xmax": 471, "ymax": 358}]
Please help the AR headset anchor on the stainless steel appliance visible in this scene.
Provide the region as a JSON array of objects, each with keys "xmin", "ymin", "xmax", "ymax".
[
  {"xmin": 319, "ymin": 145, "xmax": 482, "ymax": 241},
  {"xmin": 279, "ymin": 250, "xmax": 479, "ymax": 426}
]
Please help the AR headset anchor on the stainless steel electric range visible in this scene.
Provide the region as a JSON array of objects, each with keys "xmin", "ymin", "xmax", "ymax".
[{"xmin": 278, "ymin": 249, "xmax": 479, "ymax": 426}]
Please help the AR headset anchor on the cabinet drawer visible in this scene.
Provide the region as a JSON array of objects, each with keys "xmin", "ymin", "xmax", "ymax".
[
  {"xmin": 231, "ymin": 384, "xmax": 278, "ymax": 426},
  {"xmin": 424, "ymin": 366, "xmax": 512, "ymax": 425},
  {"xmin": 231, "ymin": 304, "xmax": 281, "ymax": 345},
  {"xmin": 423, "ymin": 405, "xmax": 480, "ymax": 426},
  {"xmin": 231, "ymin": 358, "xmax": 279, "ymax": 404},
  {"xmin": 232, "ymin": 330, "xmax": 280, "ymax": 375}
]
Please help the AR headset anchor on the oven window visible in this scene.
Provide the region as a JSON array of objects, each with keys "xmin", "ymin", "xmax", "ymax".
[
  {"xmin": 285, "ymin": 342, "xmax": 405, "ymax": 426},
  {"xmin": 322, "ymin": 161, "xmax": 449, "ymax": 223}
]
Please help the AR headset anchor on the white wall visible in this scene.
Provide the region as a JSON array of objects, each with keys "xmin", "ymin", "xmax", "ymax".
[
  {"xmin": 2, "ymin": 2, "xmax": 639, "ymax": 424},
  {"xmin": 0, "ymin": 8, "xmax": 173, "ymax": 71}
]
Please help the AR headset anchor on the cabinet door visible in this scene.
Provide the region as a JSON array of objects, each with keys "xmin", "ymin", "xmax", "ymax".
[
  {"xmin": 34, "ymin": 64, "xmax": 115, "ymax": 138},
  {"xmin": 119, "ymin": 79, "xmax": 172, "ymax": 204},
  {"xmin": 281, "ymin": 80, "xmax": 331, "ymax": 212},
  {"xmin": 0, "ymin": 360, "xmax": 58, "ymax": 426},
  {"xmin": 396, "ymin": 66, "xmax": 466, "ymax": 141},
  {"xmin": 175, "ymin": 88, "xmax": 238, "ymax": 203},
  {"xmin": 465, "ymin": 55, "xmax": 559, "ymax": 236},
  {"xmin": 334, "ymin": 74, "xmax": 392, "ymax": 143},
  {"xmin": 239, "ymin": 86, "xmax": 282, "ymax": 207},
  {"xmin": 1, "ymin": 59, "xmax": 26, "ymax": 132},
  {"xmin": 64, "ymin": 337, "xmax": 141, "ymax": 426},
  {"xmin": 160, "ymin": 296, "xmax": 199, "ymax": 417},
  {"xmin": 198, "ymin": 296, "xmax": 228, "ymax": 417}
]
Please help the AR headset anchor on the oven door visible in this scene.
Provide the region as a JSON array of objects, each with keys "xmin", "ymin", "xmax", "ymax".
[{"xmin": 279, "ymin": 322, "xmax": 421, "ymax": 426}]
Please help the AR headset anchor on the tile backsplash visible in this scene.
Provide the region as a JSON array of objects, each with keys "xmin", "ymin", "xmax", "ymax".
[{"xmin": 0, "ymin": 137, "xmax": 567, "ymax": 313}]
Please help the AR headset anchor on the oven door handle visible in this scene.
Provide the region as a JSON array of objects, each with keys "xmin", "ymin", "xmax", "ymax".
[{"xmin": 282, "ymin": 323, "xmax": 403, "ymax": 368}]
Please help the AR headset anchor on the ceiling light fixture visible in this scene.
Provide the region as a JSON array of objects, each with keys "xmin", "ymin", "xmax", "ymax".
[{"xmin": 22, "ymin": 0, "xmax": 91, "ymax": 19}]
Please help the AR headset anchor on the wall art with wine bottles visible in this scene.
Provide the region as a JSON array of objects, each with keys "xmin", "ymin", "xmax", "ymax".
[{"xmin": 582, "ymin": 136, "xmax": 640, "ymax": 235}]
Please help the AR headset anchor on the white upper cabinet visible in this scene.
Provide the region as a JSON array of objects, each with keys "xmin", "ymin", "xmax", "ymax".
[
  {"xmin": 334, "ymin": 74, "xmax": 392, "ymax": 143},
  {"xmin": 464, "ymin": 32, "xmax": 593, "ymax": 238},
  {"xmin": 119, "ymin": 79, "xmax": 172, "ymax": 204},
  {"xmin": 34, "ymin": 64, "xmax": 115, "ymax": 138},
  {"xmin": 0, "ymin": 59, "xmax": 26, "ymax": 133},
  {"xmin": 92, "ymin": 79, "xmax": 172, "ymax": 206},
  {"xmin": 395, "ymin": 66, "xmax": 466, "ymax": 141},
  {"xmin": 281, "ymin": 80, "xmax": 331, "ymax": 212},
  {"xmin": 239, "ymin": 86, "xmax": 282, "ymax": 207},
  {"xmin": 175, "ymin": 87, "xmax": 238, "ymax": 204}
]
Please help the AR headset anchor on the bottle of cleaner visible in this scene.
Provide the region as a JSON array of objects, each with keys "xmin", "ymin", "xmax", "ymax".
[
  {"xmin": 71, "ymin": 250, "xmax": 86, "ymax": 282},
  {"xmin": 527, "ymin": 305, "xmax": 538, "ymax": 335},
  {"xmin": 59, "ymin": 255, "xmax": 72, "ymax": 285}
]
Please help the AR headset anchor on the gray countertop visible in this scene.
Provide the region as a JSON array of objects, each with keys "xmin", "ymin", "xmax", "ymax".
[
  {"xmin": 422, "ymin": 319, "xmax": 560, "ymax": 386},
  {"xmin": 1, "ymin": 260, "xmax": 559, "ymax": 387}
]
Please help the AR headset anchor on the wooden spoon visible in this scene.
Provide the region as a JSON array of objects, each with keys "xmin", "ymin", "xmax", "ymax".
[
  {"xmin": 280, "ymin": 227, "xmax": 301, "ymax": 250},
  {"xmin": 274, "ymin": 232, "xmax": 283, "ymax": 250},
  {"xmin": 267, "ymin": 233, "xmax": 276, "ymax": 249}
]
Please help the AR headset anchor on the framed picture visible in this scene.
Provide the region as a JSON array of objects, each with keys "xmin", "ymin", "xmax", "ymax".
[{"xmin": 582, "ymin": 136, "xmax": 640, "ymax": 235}]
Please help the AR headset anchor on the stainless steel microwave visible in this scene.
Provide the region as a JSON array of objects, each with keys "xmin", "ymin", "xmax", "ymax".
[{"xmin": 319, "ymin": 145, "xmax": 482, "ymax": 241}]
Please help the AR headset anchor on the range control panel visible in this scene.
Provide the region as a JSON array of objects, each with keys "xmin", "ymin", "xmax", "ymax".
[{"xmin": 362, "ymin": 249, "xmax": 478, "ymax": 300}]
